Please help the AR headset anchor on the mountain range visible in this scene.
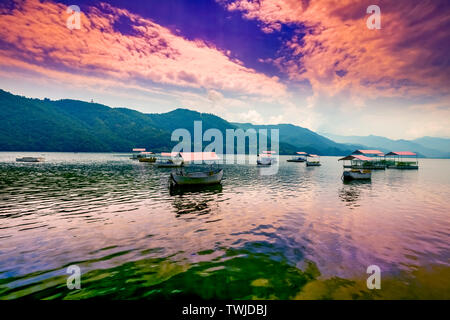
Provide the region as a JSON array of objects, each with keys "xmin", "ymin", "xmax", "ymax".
[
  {"xmin": 321, "ymin": 133, "xmax": 450, "ymax": 158},
  {"xmin": 0, "ymin": 89, "xmax": 449, "ymax": 157}
]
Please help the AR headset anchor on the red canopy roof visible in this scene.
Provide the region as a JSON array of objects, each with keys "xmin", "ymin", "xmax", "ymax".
[
  {"xmin": 262, "ymin": 151, "xmax": 276, "ymax": 154},
  {"xmin": 140, "ymin": 151, "xmax": 154, "ymax": 155},
  {"xmin": 132, "ymin": 148, "xmax": 146, "ymax": 152},
  {"xmin": 385, "ymin": 151, "xmax": 417, "ymax": 156},
  {"xmin": 179, "ymin": 152, "xmax": 219, "ymax": 161},
  {"xmin": 339, "ymin": 155, "xmax": 373, "ymax": 161},
  {"xmin": 308, "ymin": 154, "xmax": 319, "ymax": 157},
  {"xmin": 352, "ymin": 149, "xmax": 384, "ymax": 155},
  {"xmin": 296, "ymin": 152, "xmax": 307, "ymax": 155}
]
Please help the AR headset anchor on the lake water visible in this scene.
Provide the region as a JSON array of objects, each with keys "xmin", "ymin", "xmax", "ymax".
[{"xmin": 0, "ymin": 152, "xmax": 449, "ymax": 299}]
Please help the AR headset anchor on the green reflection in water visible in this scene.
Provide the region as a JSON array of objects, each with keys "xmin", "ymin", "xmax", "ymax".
[{"xmin": 1, "ymin": 248, "xmax": 448, "ymax": 300}]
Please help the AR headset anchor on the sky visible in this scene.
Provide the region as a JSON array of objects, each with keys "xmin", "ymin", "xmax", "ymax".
[{"xmin": 0, "ymin": 0, "xmax": 449, "ymax": 139}]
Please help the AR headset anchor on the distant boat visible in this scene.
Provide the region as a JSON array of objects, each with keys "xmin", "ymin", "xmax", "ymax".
[
  {"xmin": 170, "ymin": 152, "xmax": 223, "ymax": 186},
  {"xmin": 16, "ymin": 157, "xmax": 45, "ymax": 162},
  {"xmin": 306, "ymin": 154, "xmax": 321, "ymax": 166},
  {"xmin": 130, "ymin": 148, "xmax": 146, "ymax": 160},
  {"xmin": 257, "ymin": 151, "xmax": 276, "ymax": 166},
  {"xmin": 138, "ymin": 151, "xmax": 156, "ymax": 163},
  {"xmin": 287, "ymin": 152, "xmax": 307, "ymax": 162},
  {"xmin": 156, "ymin": 152, "xmax": 183, "ymax": 168}
]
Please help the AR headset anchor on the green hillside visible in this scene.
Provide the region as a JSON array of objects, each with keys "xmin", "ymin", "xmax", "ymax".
[{"xmin": 0, "ymin": 89, "xmax": 361, "ymax": 155}]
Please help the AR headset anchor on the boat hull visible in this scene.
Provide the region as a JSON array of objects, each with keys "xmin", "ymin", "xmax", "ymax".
[
  {"xmin": 257, "ymin": 159, "xmax": 275, "ymax": 166},
  {"xmin": 16, "ymin": 157, "xmax": 45, "ymax": 163},
  {"xmin": 306, "ymin": 162, "xmax": 321, "ymax": 166},
  {"xmin": 343, "ymin": 170, "xmax": 371, "ymax": 180},
  {"xmin": 387, "ymin": 165, "xmax": 419, "ymax": 170},
  {"xmin": 138, "ymin": 157, "xmax": 156, "ymax": 163},
  {"xmin": 287, "ymin": 159, "xmax": 306, "ymax": 163},
  {"xmin": 171, "ymin": 169, "xmax": 223, "ymax": 186}
]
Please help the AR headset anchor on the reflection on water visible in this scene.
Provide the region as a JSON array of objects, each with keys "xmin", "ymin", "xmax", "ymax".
[{"xmin": 0, "ymin": 152, "xmax": 449, "ymax": 299}]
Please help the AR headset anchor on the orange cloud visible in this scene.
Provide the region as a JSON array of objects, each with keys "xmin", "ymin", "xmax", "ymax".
[
  {"xmin": 223, "ymin": 0, "xmax": 450, "ymax": 98},
  {"xmin": 0, "ymin": 0, "xmax": 286, "ymax": 97}
]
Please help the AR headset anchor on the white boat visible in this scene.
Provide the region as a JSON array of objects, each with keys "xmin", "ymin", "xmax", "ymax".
[
  {"xmin": 287, "ymin": 152, "xmax": 307, "ymax": 162},
  {"xmin": 257, "ymin": 151, "xmax": 276, "ymax": 166},
  {"xmin": 342, "ymin": 169, "xmax": 372, "ymax": 181},
  {"xmin": 169, "ymin": 152, "xmax": 223, "ymax": 186},
  {"xmin": 16, "ymin": 157, "xmax": 45, "ymax": 162},
  {"xmin": 156, "ymin": 152, "xmax": 183, "ymax": 168},
  {"xmin": 306, "ymin": 154, "xmax": 321, "ymax": 166},
  {"xmin": 171, "ymin": 169, "xmax": 223, "ymax": 186}
]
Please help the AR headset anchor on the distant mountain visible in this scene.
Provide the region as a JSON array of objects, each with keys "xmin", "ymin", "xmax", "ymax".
[
  {"xmin": 321, "ymin": 133, "xmax": 450, "ymax": 158},
  {"xmin": 412, "ymin": 137, "xmax": 450, "ymax": 153}
]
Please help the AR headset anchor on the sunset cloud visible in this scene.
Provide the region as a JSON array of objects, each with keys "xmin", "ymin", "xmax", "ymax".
[
  {"xmin": 221, "ymin": 0, "xmax": 450, "ymax": 99},
  {"xmin": 0, "ymin": 0, "xmax": 286, "ymax": 97}
]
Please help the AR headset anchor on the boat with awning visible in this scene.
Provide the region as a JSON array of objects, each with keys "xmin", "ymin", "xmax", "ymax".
[
  {"xmin": 385, "ymin": 151, "xmax": 418, "ymax": 169},
  {"xmin": 347, "ymin": 150, "xmax": 386, "ymax": 169},
  {"xmin": 257, "ymin": 151, "xmax": 276, "ymax": 166},
  {"xmin": 306, "ymin": 154, "xmax": 321, "ymax": 166},
  {"xmin": 287, "ymin": 152, "xmax": 307, "ymax": 162},
  {"xmin": 338, "ymin": 155, "xmax": 372, "ymax": 180}
]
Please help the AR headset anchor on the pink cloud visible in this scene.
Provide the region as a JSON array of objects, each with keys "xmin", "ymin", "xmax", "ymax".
[
  {"xmin": 0, "ymin": 0, "xmax": 286, "ymax": 97},
  {"xmin": 222, "ymin": 0, "xmax": 450, "ymax": 98}
]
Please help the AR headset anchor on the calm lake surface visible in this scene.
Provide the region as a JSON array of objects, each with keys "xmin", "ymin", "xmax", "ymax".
[{"xmin": 0, "ymin": 152, "xmax": 449, "ymax": 299}]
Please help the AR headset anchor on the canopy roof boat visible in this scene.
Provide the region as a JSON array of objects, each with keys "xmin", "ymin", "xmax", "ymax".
[
  {"xmin": 257, "ymin": 151, "xmax": 277, "ymax": 166},
  {"xmin": 170, "ymin": 152, "xmax": 223, "ymax": 186},
  {"xmin": 138, "ymin": 151, "xmax": 157, "ymax": 163},
  {"xmin": 340, "ymin": 154, "xmax": 386, "ymax": 170},
  {"xmin": 385, "ymin": 151, "xmax": 418, "ymax": 169},
  {"xmin": 287, "ymin": 152, "xmax": 307, "ymax": 162},
  {"xmin": 156, "ymin": 152, "xmax": 184, "ymax": 168},
  {"xmin": 339, "ymin": 155, "xmax": 372, "ymax": 180},
  {"xmin": 306, "ymin": 154, "xmax": 321, "ymax": 166},
  {"xmin": 16, "ymin": 157, "xmax": 45, "ymax": 162}
]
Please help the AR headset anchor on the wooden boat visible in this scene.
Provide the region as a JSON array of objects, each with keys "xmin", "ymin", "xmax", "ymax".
[
  {"xmin": 342, "ymin": 169, "xmax": 372, "ymax": 181},
  {"xmin": 306, "ymin": 154, "xmax": 321, "ymax": 166},
  {"xmin": 169, "ymin": 152, "xmax": 223, "ymax": 186},
  {"xmin": 16, "ymin": 157, "xmax": 45, "ymax": 162},
  {"xmin": 171, "ymin": 168, "xmax": 223, "ymax": 186},
  {"xmin": 138, "ymin": 151, "xmax": 156, "ymax": 163},
  {"xmin": 287, "ymin": 152, "xmax": 307, "ymax": 162},
  {"xmin": 257, "ymin": 151, "xmax": 276, "ymax": 166}
]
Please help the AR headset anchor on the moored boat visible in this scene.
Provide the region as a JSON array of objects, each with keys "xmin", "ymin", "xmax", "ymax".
[
  {"xmin": 342, "ymin": 169, "xmax": 372, "ymax": 181},
  {"xmin": 287, "ymin": 152, "xmax": 307, "ymax": 162},
  {"xmin": 385, "ymin": 151, "xmax": 419, "ymax": 169},
  {"xmin": 156, "ymin": 152, "xmax": 183, "ymax": 168},
  {"xmin": 171, "ymin": 168, "xmax": 223, "ymax": 186},
  {"xmin": 257, "ymin": 151, "xmax": 276, "ymax": 166},
  {"xmin": 138, "ymin": 151, "xmax": 156, "ymax": 163},
  {"xmin": 169, "ymin": 152, "xmax": 223, "ymax": 186},
  {"xmin": 306, "ymin": 154, "xmax": 321, "ymax": 166}
]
